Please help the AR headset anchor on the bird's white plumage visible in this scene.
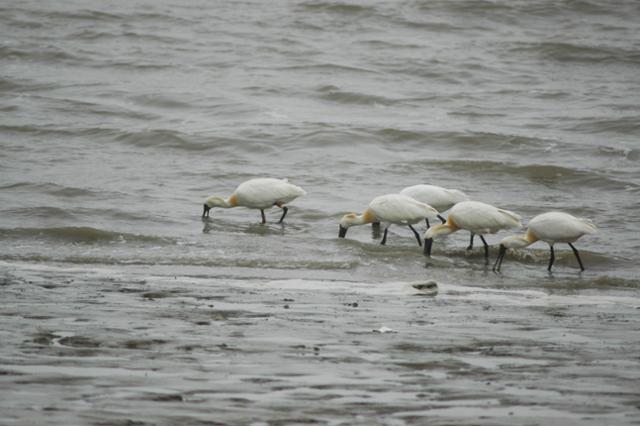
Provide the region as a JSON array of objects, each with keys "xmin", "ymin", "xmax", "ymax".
[
  {"xmin": 234, "ymin": 178, "xmax": 306, "ymax": 209},
  {"xmin": 369, "ymin": 194, "xmax": 439, "ymax": 225},
  {"xmin": 400, "ymin": 184, "xmax": 468, "ymax": 213},
  {"xmin": 527, "ymin": 212, "xmax": 597, "ymax": 244},
  {"xmin": 449, "ymin": 201, "xmax": 522, "ymax": 235}
]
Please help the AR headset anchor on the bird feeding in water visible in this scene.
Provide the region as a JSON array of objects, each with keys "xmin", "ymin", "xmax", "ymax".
[
  {"xmin": 339, "ymin": 193, "xmax": 439, "ymax": 246},
  {"xmin": 202, "ymin": 178, "xmax": 306, "ymax": 224},
  {"xmin": 400, "ymin": 184, "xmax": 468, "ymax": 228},
  {"xmin": 423, "ymin": 200, "xmax": 522, "ymax": 262},
  {"xmin": 493, "ymin": 211, "xmax": 597, "ymax": 272}
]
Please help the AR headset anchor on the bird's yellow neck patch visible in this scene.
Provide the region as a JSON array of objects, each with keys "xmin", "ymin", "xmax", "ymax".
[
  {"xmin": 363, "ymin": 209, "xmax": 377, "ymax": 224},
  {"xmin": 446, "ymin": 216, "xmax": 460, "ymax": 231},
  {"xmin": 228, "ymin": 194, "xmax": 238, "ymax": 207}
]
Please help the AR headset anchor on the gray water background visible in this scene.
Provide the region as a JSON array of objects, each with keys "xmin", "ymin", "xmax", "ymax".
[{"xmin": 1, "ymin": 0, "xmax": 640, "ymax": 424}]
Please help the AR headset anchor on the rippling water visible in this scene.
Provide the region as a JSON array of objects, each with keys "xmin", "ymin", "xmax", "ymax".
[{"xmin": 2, "ymin": 0, "xmax": 640, "ymax": 424}]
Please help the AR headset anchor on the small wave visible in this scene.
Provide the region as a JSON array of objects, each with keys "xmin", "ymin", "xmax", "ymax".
[
  {"xmin": 372, "ymin": 129, "xmax": 547, "ymax": 150},
  {"xmin": 0, "ymin": 227, "xmax": 174, "ymax": 245},
  {"xmin": 43, "ymin": 9, "xmax": 123, "ymax": 22},
  {"xmin": 299, "ymin": 2, "xmax": 377, "ymax": 15},
  {"xmin": 316, "ymin": 86, "xmax": 396, "ymax": 106},
  {"xmin": 513, "ymin": 41, "xmax": 640, "ymax": 65},
  {"xmin": 497, "ymin": 247, "xmax": 612, "ymax": 269},
  {"xmin": 570, "ymin": 117, "xmax": 640, "ymax": 136},
  {"xmin": 114, "ymin": 129, "xmax": 193, "ymax": 149},
  {"xmin": 48, "ymin": 98, "xmax": 158, "ymax": 121},
  {"xmin": 0, "ymin": 182, "xmax": 104, "ymax": 198},
  {"xmin": 0, "ymin": 45, "xmax": 80, "ymax": 63},
  {"xmin": 129, "ymin": 94, "xmax": 196, "ymax": 110},
  {"xmin": 0, "ymin": 253, "xmax": 358, "ymax": 270},
  {"xmin": 597, "ymin": 146, "xmax": 639, "ymax": 161},
  {"xmin": 1, "ymin": 207, "xmax": 76, "ymax": 220},
  {"xmin": 280, "ymin": 63, "xmax": 380, "ymax": 75},
  {"xmin": 95, "ymin": 61, "xmax": 175, "ymax": 71},
  {"xmin": 421, "ymin": 160, "xmax": 634, "ymax": 190}
]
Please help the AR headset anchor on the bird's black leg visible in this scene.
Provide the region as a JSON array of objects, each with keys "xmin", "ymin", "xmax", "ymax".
[
  {"xmin": 437, "ymin": 214, "xmax": 446, "ymax": 224},
  {"xmin": 278, "ymin": 206, "xmax": 288, "ymax": 223},
  {"xmin": 493, "ymin": 244, "xmax": 506, "ymax": 272},
  {"xmin": 467, "ymin": 233, "xmax": 475, "ymax": 250},
  {"xmin": 480, "ymin": 235, "xmax": 489, "ymax": 263},
  {"xmin": 568, "ymin": 243, "xmax": 585, "ymax": 271},
  {"xmin": 260, "ymin": 209, "xmax": 266, "ymax": 224},
  {"xmin": 548, "ymin": 245, "xmax": 555, "ymax": 271},
  {"xmin": 408, "ymin": 225, "xmax": 422, "ymax": 247},
  {"xmin": 425, "ymin": 218, "xmax": 430, "ymax": 228},
  {"xmin": 380, "ymin": 228, "xmax": 388, "ymax": 245}
]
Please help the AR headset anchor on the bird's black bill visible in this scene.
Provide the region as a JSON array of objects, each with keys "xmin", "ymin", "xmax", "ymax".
[
  {"xmin": 202, "ymin": 204, "xmax": 210, "ymax": 218},
  {"xmin": 493, "ymin": 244, "xmax": 507, "ymax": 272},
  {"xmin": 423, "ymin": 238, "xmax": 433, "ymax": 256},
  {"xmin": 339, "ymin": 225, "xmax": 347, "ymax": 238}
]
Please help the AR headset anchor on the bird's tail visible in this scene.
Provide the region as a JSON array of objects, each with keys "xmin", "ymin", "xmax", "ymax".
[
  {"xmin": 578, "ymin": 217, "xmax": 598, "ymax": 234},
  {"xmin": 446, "ymin": 189, "xmax": 469, "ymax": 203},
  {"xmin": 497, "ymin": 208, "xmax": 523, "ymax": 229}
]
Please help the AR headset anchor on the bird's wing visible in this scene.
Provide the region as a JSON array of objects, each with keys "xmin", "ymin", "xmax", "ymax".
[
  {"xmin": 444, "ymin": 188, "xmax": 469, "ymax": 204},
  {"xmin": 370, "ymin": 194, "xmax": 438, "ymax": 223},
  {"xmin": 236, "ymin": 178, "xmax": 305, "ymax": 207},
  {"xmin": 495, "ymin": 208, "xmax": 523, "ymax": 229},
  {"xmin": 529, "ymin": 212, "xmax": 597, "ymax": 242},
  {"xmin": 453, "ymin": 202, "xmax": 521, "ymax": 233}
]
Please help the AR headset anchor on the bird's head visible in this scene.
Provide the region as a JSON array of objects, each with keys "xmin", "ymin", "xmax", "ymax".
[
  {"xmin": 202, "ymin": 196, "xmax": 225, "ymax": 217},
  {"xmin": 499, "ymin": 235, "xmax": 531, "ymax": 250},
  {"xmin": 338, "ymin": 213, "xmax": 357, "ymax": 238},
  {"xmin": 493, "ymin": 235, "xmax": 533, "ymax": 272},
  {"xmin": 422, "ymin": 223, "xmax": 455, "ymax": 256}
]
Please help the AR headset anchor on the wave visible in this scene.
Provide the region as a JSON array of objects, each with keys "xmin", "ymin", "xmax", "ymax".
[
  {"xmin": 0, "ymin": 253, "xmax": 358, "ymax": 270},
  {"xmin": 316, "ymin": 85, "xmax": 396, "ymax": 106},
  {"xmin": 112, "ymin": 129, "xmax": 244, "ymax": 152},
  {"xmin": 298, "ymin": 2, "xmax": 377, "ymax": 15},
  {"xmin": 512, "ymin": 41, "xmax": 640, "ymax": 64},
  {"xmin": 372, "ymin": 129, "xmax": 549, "ymax": 150},
  {"xmin": 492, "ymin": 246, "xmax": 613, "ymax": 269},
  {"xmin": 425, "ymin": 160, "xmax": 637, "ymax": 190},
  {"xmin": 0, "ymin": 227, "xmax": 174, "ymax": 245},
  {"xmin": 0, "ymin": 45, "xmax": 79, "ymax": 63},
  {"xmin": 569, "ymin": 116, "xmax": 640, "ymax": 136},
  {"xmin": 0, "ymin": 182, "xmax": 107, "ymax": 198},
  {"xmin": 279, "ymin": 63, "xmax": 380, "ymax": 75}
]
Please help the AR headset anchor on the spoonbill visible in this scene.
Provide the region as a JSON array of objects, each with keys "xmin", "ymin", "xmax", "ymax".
[
  {"xmin": 423, "ymin": 200, "xmax": 522, "ymax": 261},
  {"xmin": 400, "ymin": 184, "xmax": 469, "ymax": 227},
  {"xmin": 339, "ymin": 194, "xmax": 439, "ymax": 246},
  {"xmin": 493, "ymin": 211, "xmax": 597, "ymax": 272},
  {"xmin": 202, "ymin": 178, "xmax": 306, "ymax": 224}
]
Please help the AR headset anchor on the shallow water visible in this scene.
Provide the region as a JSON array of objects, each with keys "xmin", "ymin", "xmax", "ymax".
[{"xmin": 1, "ymin": 0, "xmax": 640, "ymax": 424}]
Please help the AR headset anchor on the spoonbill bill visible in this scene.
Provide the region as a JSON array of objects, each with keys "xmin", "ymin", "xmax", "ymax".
[
  {"xmin": 202, "ymin": 178, "xmax": 306, "ymax": 224},
  {"xmin": 493, "ymin": 211, "xmax": 597, "ymax": 272},
  {"xmin": 339, "ymin": 194, "xmax": 439, "ymax": 246},
  {"xmin": 423, "ymin": 201, "xmax": 522, "ymax": 262},
  {"xmin": 400, "ymin": 184, "xmax": 469, "ymax": 227}
]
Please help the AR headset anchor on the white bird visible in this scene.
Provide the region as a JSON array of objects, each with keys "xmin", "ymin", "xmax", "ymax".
[
  {"xmin": 202, "ymin": 178, "xmax": 306, "ymax": 223},
  {"xmin": 400, "ymin": 184, "xmax": 469, "ymax": 227},
  {"xmin": 493, "ymin": 211, "xmax": 597, "ymax": 272},
  {"xmin": 339, "ymin": 193, "xmax": 439, "ymax": 246},
  {"xmin": 423, "ymin": 200, "xmax": 522, "ymax": 262}
]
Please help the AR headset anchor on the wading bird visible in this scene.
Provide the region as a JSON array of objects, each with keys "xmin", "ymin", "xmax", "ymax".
[
  {"xmin": 400, "ymin": 184, "xmax": 469, "ymax": 227},
  {"xmin": 423, "ymin": 200, "xmax": 522, "ymax": 262},
  {"xmin": 202, "ymin": 178, "xmax": 306, "ymax": 224},
  {"xmin": 339, "ymin": 194, "xmax": 439, "ymax": 246},
  {"xmin": 493, "ymin": 211, "xmax": 597, "ymax": 272}
]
